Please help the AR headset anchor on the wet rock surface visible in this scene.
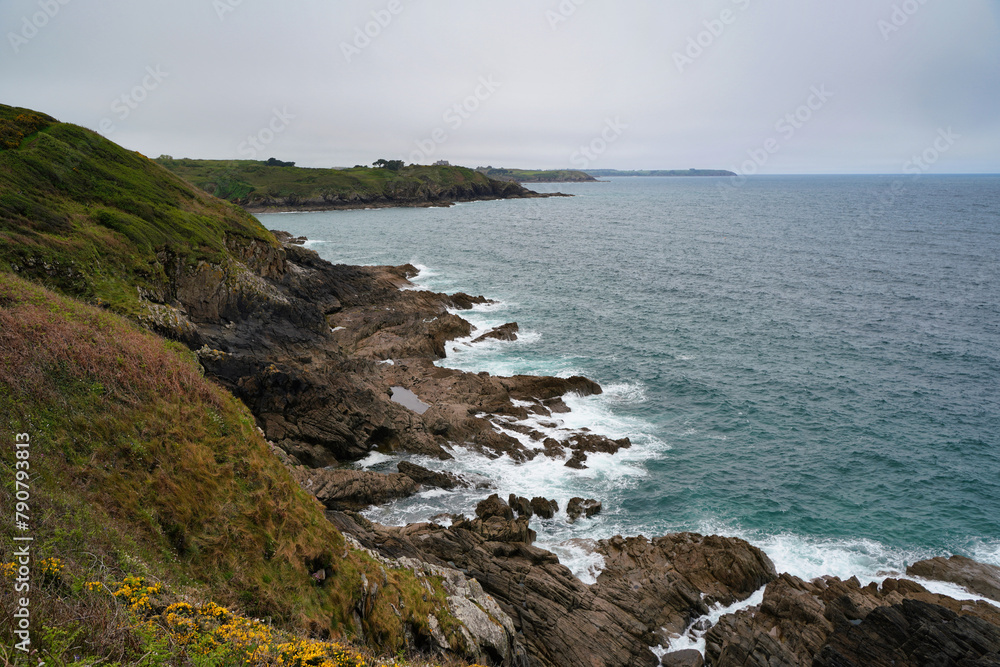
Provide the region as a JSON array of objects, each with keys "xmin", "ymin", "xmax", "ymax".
[
  {"xmin": 157, "ymin": 231, "xmax": 631, "ymax": 478},
  {"xmin": 473, "ymin": 322, "xmax": 520, "ymax": 343},
  {"xmin": 704, "ymin": 572, "xmax": 1000, "ymax": 667},
  {"xmin": 566, "ymin": 497, "xmax": 601, "ymax": 521},
  {"xmin": 327, "ymin": 497, "xmax": 778, "ymax": 667},
  {"xmin": 907, "ymin": 554, "xmax": 1000, "ymax": 603},
  {"xmin": 396, "ymin": 460, "xmax": 469, "ymax": 490},
  {"xmin": 290, "ymin": 467, "xmax": 418, "ymax": 511}
]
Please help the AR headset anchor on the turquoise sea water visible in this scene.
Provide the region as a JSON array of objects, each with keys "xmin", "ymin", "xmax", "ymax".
[{"xmin": 257, "ymin": 175, "xmax": 1000, "ymax": 584}]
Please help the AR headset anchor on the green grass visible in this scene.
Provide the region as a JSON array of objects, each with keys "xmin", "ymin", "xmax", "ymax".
[
  {"xmin": 475, "ymin": 167, "xmax": 595, "ymax": 182},
  {"xmin": 0, "ymin": 103, "xmax": 277, "ymax": 317},
  {"xmin": 0, "ymin": 273, "xmax": 469, "ymax": 664},
  {"xmin": 156, "ymin": 158, "xmax": 503, "ymax": 208},
  {"xmin": 0, "ymin": 105, "xmax": 476, "ymax": 664}
]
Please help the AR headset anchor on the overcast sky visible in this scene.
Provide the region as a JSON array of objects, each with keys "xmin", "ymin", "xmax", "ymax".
[{"xmin": 2, "ymin": 1, "xmax": 998, "ymax": 173}]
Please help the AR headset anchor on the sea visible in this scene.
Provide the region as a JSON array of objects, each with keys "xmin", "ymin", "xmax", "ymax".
[{"xmin": 257, "ymin": 175, "xmax": 1000, "ymax": 627}]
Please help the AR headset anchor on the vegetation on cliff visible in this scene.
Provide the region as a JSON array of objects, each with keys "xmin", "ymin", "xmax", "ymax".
[
  {"xmin": 155, "ymin": 158, "xmax": 537, "ymax": 211},
  {"xmin": 474, "ymin": 167, "xmax": 596, "ymax": 183},
  {"xmin": 0, "ymin": 272, "xmax": 474, "ymax": 664},
  {"xmin": 0, "ymin": 104, "xmax": 275, "ymax": 318},
  {"xmin": 0, "ymin": 104, "xmax": 486, "ymax": 665}
]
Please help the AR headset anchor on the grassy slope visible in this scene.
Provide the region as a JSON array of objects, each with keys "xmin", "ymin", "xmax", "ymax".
[
  {"xmin": 476, "ymin": 167, "xmax": 595, "ymax": 182},
  {"xmin": 156, "ymin": 158, "xmax": 504, "ymax": 206},
  {"xmin": 0, "ymin": 106, "xmax": 470, "ymax": 664},
  {"xmin": 0, "ymin": 105, "xmax": 276, "ymax": 317}
]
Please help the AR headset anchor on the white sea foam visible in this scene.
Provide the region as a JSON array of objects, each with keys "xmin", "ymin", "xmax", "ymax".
[
  {"xmin": 648, "ymin": 534, "xmax": 1000, "ymax": 662},
  {"xmin": 356, "ymin": 451, "xmax": 396, "ymax": 468},
  {"xmin": 368, "ymin": 264, "xmax": 1000, "ymax": 620},
  {"xmin": 654, "ymin": 586, "xmax": 766, "ymax": 658},
  {"xmin": 399, "ymin": 262, "xmax": 436, "ymax": 291}
]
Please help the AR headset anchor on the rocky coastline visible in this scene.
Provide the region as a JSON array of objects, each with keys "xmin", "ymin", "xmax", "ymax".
[
  {"xmin": 144, "ymin": 228, "xmax": 1000, "ymax": 666},
  {"xmin": 240, "ymin": 188, "xmax": 569, "ymax": 214}
]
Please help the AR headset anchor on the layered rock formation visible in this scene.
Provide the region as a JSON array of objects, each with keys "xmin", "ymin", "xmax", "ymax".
[
  {"xmin": 145, "ymin": 231, "xmax": 632, "ymax": 475},
  {"xmin": 703, "ymin": 572, "xmax": 1000, "ymax": 666},
  {"xmin": 328, "ymin": 497, "xmax": 779, "ymax": 667}
]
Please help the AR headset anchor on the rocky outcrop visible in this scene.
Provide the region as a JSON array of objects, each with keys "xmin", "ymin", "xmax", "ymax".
[
  {"xmin": 473, "ymin": 322, "xmax": 519, "ymax": 343},
  {"xmin": 396, "ymin": 460, "xmax": 469, "ymax": 490},
  {"xmin": 508, "ymin": 494, "xmax": 532, "ymax": 517},
  {"xmin": 237, "ymin": 177, "xmax": 553, "ymax": 213},
  {"xmin": 291, "ymin": 467, "xmax": 418, "ymax": 511},
  {"xmin": 907, "ymin": 554, "xmax": 1000, "ymax": 603},
  {"xmin": 531, "ymin": 496, "xmax": 559, "ymax": 519},
  {"xmin": 566, "ymin": 498, "xmax": 601, "ymax": 521},
  {"xmin": 141, "ymin": 230, "xmax": 632, "ymax": 474},
  {"xmin": 661, "ymin": 650, "xmax": 704, "ymax": 667},
  {"xmin": 595, "ymin": 533, "xmax": 777, "ymax": 642},
  {"xmin": 703, "ymin": 572, "xmax": 1000, "ymax": 667},
  {"xmin": 328, "ymin": 499, "xmax": 777, "ymax": 667},
  {"xmin": 341, "ymin": 533, "xmax": 528, "ymax": 667}
]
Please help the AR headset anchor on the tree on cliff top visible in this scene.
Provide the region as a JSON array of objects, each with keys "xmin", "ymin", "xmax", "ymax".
[{"xmin": 373, "ymin": 158, "xmax": 404, "ymax": 171}]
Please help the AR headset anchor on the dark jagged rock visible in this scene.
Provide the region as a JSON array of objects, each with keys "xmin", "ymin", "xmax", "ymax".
[
  {"xmin": 508, "ymin": 494, "xmax": 533, "ymax": 517},
  {"xmin": 330, "ymin": 512, "xmax": 776, "ymax": 667},
  {"xmin": 705, "ymin": 572, "xmax": 1000, "ymax": 667},
  {"xmin": 594, "ymin": 533, "xmax": 776, "ymax": 642},
  {"xmin": 564, "ymin": 451, "xmax": 588, "ymax": 469},
  {"xmin": 530, "ymin": 496, "xmax": 558, "ymax": 519},
  {"xmin": 155, "ymin": 229, "xmax": 632, "ymax": 472},
  {"xmin": 396, "ymin": 460, "xmax": 466, "ymax": 490},
  {"xmin": 907, "ymin": 554, "xmax": 1000, "ymax": 603},
  {"xmin": 291, "ymin": 468, "xmax": 418, "ymax": 511},
  {"xmin": 660, "ymin": 649, "xmax": 704, "ymax": 667},
  {"xmin": 476, "ymin": 494, "xmax": 514, "ymax": 521},
  {"xmin": 271, "ymin": 229, "xmax": 307, "ymax": 245},
  {"xmin": 473, "ymin": 322, "xmax": 519, "ymax": 343},
  {"xmin": 566, "ymin": 497, "xmax": 602, "ymax": 521}
]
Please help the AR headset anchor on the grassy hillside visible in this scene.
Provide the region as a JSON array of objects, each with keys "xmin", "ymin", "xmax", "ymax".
[
  {"xmin": 0, "ymin": 104, "xmax": 276, "ymax": 317},
  {"xmin": 0, "ymin": 105, "xmax": 482, "ymax": 665},
  {"xmin": 0, "ymin": 273, "xmax": 468, "ymax": 664},
  {"xmin": 475, "ymin": 167, "xmax": 596, "ymax": 183},
  {"xmin": 156, "ymin": 158, "xmax": 523, "ymax": 209}
]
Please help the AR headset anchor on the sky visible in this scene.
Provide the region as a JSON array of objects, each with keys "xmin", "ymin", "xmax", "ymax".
[{"xmin": 2, "ymin": 0, "xmax": 999, "ymax": 174}]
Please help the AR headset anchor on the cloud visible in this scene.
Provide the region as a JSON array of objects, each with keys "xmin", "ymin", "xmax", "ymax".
[{"xmin": 1, "ymin": 0, "xmax": 997, "ymax": 172}]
